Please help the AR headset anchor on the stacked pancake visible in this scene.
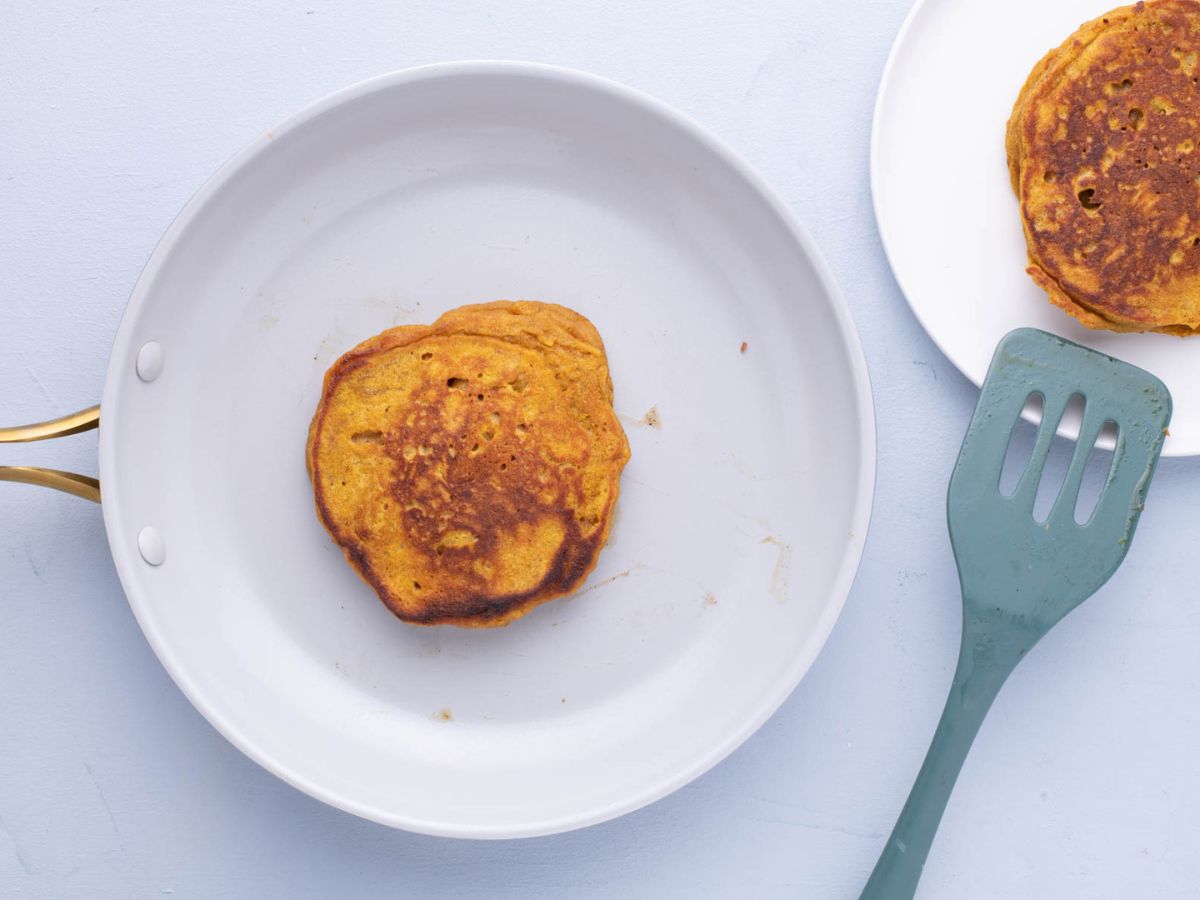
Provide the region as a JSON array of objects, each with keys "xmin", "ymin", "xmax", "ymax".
[
  {"xmin": 308, "ymin": 301, "xmax": 630, "ymax": 627},
  {"xmin": 1008, "ymin": 0, "xmax": 1200, "ymax": 334}
]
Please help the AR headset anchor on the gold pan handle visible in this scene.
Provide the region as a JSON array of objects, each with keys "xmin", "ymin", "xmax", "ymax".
[{"xmin": 0, "ymin": 405, "xmax": 101, "ymax": 502}]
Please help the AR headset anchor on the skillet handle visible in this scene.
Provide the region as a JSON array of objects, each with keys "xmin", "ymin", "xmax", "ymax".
[{"xmin": 0, "ymin": 405, "xmax": 101, "ymax": 502}]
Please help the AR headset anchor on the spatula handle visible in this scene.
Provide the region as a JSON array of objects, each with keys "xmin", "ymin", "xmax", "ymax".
[{"xmin": 859, "ymin": 618, "xmax": 1024, "ymax": 900}]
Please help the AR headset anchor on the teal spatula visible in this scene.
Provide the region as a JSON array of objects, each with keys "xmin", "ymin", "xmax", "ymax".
[{"xmin": 860, "ymin": 328, "xmax": 1171, "ymax": 900}]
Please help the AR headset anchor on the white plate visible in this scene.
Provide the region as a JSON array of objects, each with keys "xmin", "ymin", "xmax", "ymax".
[
  {"xmin": 874, "ymin": 0, "xmax": 1198, "ymax": 455},
  {"xmin": 99, "ymin": 62, "xmax": 874, "ymax": 838}
]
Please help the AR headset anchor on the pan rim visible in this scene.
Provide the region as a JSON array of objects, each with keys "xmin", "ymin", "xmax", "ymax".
[{"xmin": 98, "ymin": 60, "xmax": 877, "ymax": 838}]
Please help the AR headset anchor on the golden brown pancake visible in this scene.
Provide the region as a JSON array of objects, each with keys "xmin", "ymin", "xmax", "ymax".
[
  {"xmin": 307, "ymin": 301, "xmax": 630, "ymax": 627},
  {"xmin": 1008, "ymin": 0, "xmax": 1200, "ymax": 334}
]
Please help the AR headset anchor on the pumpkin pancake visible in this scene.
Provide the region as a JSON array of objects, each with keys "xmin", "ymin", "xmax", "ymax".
[
  {"xmin": 1008, "ymin": 0, "xmax": 1200, "ymax": 334},
  {"xmin": 307, "ymin": 301, "xmax": 630, "ymax": 627}
]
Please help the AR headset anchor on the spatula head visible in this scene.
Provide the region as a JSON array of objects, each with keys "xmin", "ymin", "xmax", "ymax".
[{"xmin": 948, "ymin": 329, "xmax": 1171, "ymax": 629}]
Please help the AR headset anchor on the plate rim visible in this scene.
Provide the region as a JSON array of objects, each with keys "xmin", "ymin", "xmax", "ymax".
[
  {"xmin": 99, "ymin": 60, "xmax": 877, "ymax": 838},
  {"xmin": 871, "ymin": 0, "xmax": 945, "ymax": 380},
  {"xmin": 872, "ymin": 0, "xmax": 995, "ymax": 412}
]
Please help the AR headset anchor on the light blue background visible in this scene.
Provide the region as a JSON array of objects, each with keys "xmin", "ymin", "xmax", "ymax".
[{"xmin": 3, "ymin": 2, "xmax": 1200, "ymax": 898}]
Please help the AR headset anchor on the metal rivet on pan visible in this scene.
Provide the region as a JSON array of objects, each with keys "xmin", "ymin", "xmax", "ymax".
[
  {"xmin": 138, "ymin": 527, "xmax": 166, "ymax": 566},
  {"xmin": 136, "ymin": 342, "xmax": 164, "ymax": 382}
]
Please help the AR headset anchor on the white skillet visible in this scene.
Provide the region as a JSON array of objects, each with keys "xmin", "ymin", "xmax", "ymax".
[{"xmin": 3, "ymin": 62, "xmax": 874, "ymax": 837}]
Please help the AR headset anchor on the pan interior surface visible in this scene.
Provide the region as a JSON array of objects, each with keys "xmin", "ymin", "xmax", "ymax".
[{"xmin": 99, "ymin": 63, "xmax": 874, "ymax": 837}]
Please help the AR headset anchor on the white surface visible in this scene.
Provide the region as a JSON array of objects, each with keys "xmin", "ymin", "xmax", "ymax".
[
  {"xmin": 4, "ymin": 1, "xmax": 1200, "ymax": 897},
  {"xmin": 873, "ymin": 0, "xmax": 1200, "ymax": 455},
  {"xmin": 98, "ymin": 62, "xmax": 873, "ymax": 837}
]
